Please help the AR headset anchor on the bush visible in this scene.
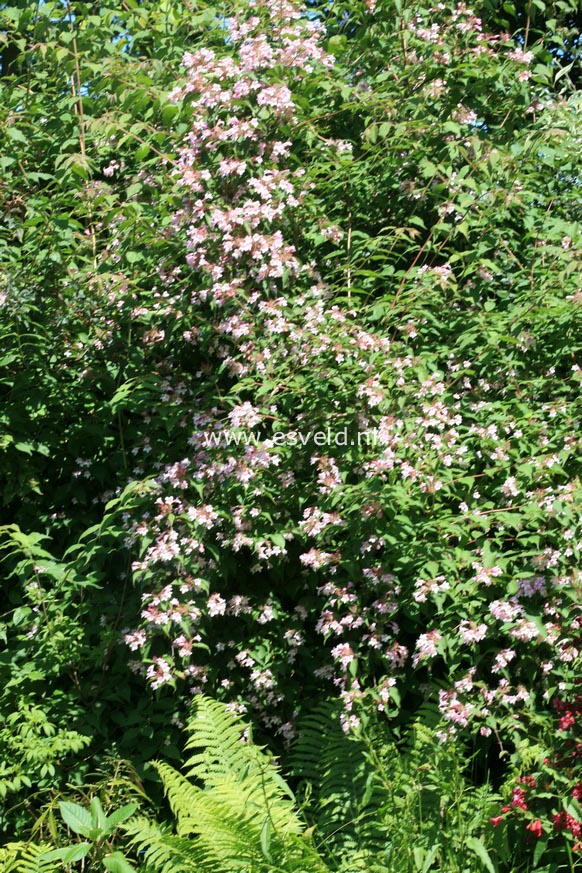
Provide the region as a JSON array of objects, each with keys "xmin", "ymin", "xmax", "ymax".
[{"xmin": 1, "ymin": 0, "xmax": 582, "ymax": 864}]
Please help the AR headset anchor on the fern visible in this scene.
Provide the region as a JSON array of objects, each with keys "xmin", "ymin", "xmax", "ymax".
[
  {"xmin": 125, "ymin": 695, "xmax": 332, "ymax": 873},
  {"xmin": 182, "ymin": 697, "xmax": 301, "ymax": 835},
  {"xmin": 125, "ymin": 817, "xmax": 222, "ymax": 873},
  {"xmin": 182, "ymin": 696, "xmax": 256, "ymax": 784},
  {"xmin": 289, "ymin": 703, "xmax": 390, "ymax": 870},
  {"xmin": 0, "ymin": 842, "xmax": 61, "ymax": 873},
  {"xmin": 289, "ymin": 705, "xmax": 505, "ymax": 873}
]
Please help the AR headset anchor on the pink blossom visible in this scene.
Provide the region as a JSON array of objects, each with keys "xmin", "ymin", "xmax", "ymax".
[
  {"xmin": 459, "ymin": 620, "xmax": 488, "ymax": 644},
  {"xmin": 413, "ymin": 576, "xmax": 450, "ymax": 603},
  {"xmin": 472, "ymin": 563, "xmax": 503, "ymax": 586},
  {"xmin": 299, "ymin": 507, "xmax": 343, "ymax": 537},
  {"xmin": 146, "ymin": 657, "xmax": 173, "ymax": 690},
  {"xmin": 173, "ymin": 635, "xmax": 193, "ymax": 657},
  {"xmin": 124, "ymin": 630, "xmax": 146, "ymax": 651},
  {"xmin": 507, "ymin": 48, "xmax": 534, "ymax": 64},
  {"xmin": 438, "ymin": 688, "xmax": 473, "ymax": 727},
  {"xmin": 509, "ymin": 618, "xmax": 539, "ymax": 642},
  {"xmin": 228, "ymin": 402, "xmax": 261, "ymax": 429},
  {"xmin": 331, "ymin": 643, "xmax": 356, "ymax": 670},
  {"xmin": 256, "ymin": 84, "xmax": 295, "ymax": 115},
  {"xmin": 187, "ymin": 504, "xmax": 219, "ymax": 528},
  {"xmin": 228, "ymin": 595, "xmax": 252, "ymax": 615},
  {"xmin": 502, "ymin": 476, "xmax": 519, "ymax": 497},
  {"xmin": 207, "ymin": 593, "xmax": 227, "ymax": 616},
  {"xmin": 413, "ymin": 631, "xmax": 442, "ymax": 666},
  {"xmin": 489, "ymin": 599, "xmax": 522, "ymax": 622},
  {"xmin": 300, "ymin": 548, "xmax": 333, "ymax": 570},
  {"xmin": 492, "ymin": 648, "xmax": 516, "ymax": 673}
]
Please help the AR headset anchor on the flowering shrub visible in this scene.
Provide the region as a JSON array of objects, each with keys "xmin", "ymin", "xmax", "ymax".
[
  {"xmin": 111, "ymin": 0, "xmax": 582, "ymax": 755},
  {"xmin": 490, "ymin": 691, "xmax": 582, "ymax": 860},
  {"xmin": 2, "ymin": 0, "xmax": 582, "ymax": 863}
]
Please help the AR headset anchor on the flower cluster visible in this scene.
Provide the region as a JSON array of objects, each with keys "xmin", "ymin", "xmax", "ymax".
[{"xmin": 490, "ymin": 692, "xmax": 582, "ymax": 853}]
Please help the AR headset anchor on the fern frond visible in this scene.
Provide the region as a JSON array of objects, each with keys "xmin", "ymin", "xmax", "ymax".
[
  {"xmin": 150, "ymin": 762, "xmax": 202, "ymax": 828},
  {"xmin": 125, "ymin": 696, "xmax": 335, "ymax": 873},
  {"xmin": 126, "ymin": 817, "xmax": 221, "ymax": 873},
  {"xmin": 180, "ymin": 777, "xmax": 300, "ymax": 839},
  {"xmin": 182, "ymin": 696, "xmax": 304, "ymax": 833},
  {"xmin": 0, "ymin": 845, "xmax": 19, "ymax": 873},
  {"xmin": 152, "ymin": 764, "xmax": 265, "ymax": 865},
  {"xmin": 183, "ymin": 696, "xmax": 252, "ymax": 785},
  {"xmin": 290, "ymin": 704, "xmax": 390, "ymax": 866},
  {"xmin": 0, "ymin": 842, "xmax": 61, "ymax": 873}
]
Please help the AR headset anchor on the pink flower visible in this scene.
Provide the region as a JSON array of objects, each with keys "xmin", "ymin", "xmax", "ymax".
[
  {"xmin": 554, "ymin": 811, "xmax": 582, "ymax": 838},
  {"xmin": 174, "ymin": 635, "xmax": 193, "ymax": 657},
  {"xmin": 413, "ymin": 631, "xmax": 442, "ymax": 666},
  {"xmin": 511, "ymin": 786, "xmax": 528, "ymax": 810},
  {"xmin": 492, "ymin": 648, "xmax": 516, "ymax": 673},
  {"xmin": 124, "ymin": 630, "xmax": 146, "ymax": 651},
  {"xmin": 489, "ymin": 599, "xmax": 522, "ymax": 621},
  {"xmin": 228, "ymin": 402, "xmax": 261, "ymax": 429},
  {"xmin": 256, "ymin": 84, "xmax": 294, "ymax": 115},
  {"xmin": 331, "ymin": 643, "xmax": 356, "ymax": 670},
  {"xmin": 459, "ymin": 620, "xmax": 488, "ymax": 644},
  {"xmin": 187, "ymin": 504, "xmax": 219, "ymax": 528},
  {"xmin": 146, "ymin": 657, "xmax": 173, "ymax": 690},
  {"xmin": 299, "ymin": 548, "xmax": 334, "ymax": 570},
  {"xmin": 559, "ymin": 711, "xmax": 576, "ymax": 731},
  {"xmin": 507, "ymin": 48, "xmax": 534, "ymax": 64},
  {"xmin": 207, "ymin": 593, "xmax": 226, "ymax": 616}
]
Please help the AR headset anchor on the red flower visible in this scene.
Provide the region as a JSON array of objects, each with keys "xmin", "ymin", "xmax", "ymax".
[
  {"xmin": 554, "ymin": 811, "xmax": 582, "ymax": 838},
  {"xmin": 511, "ymin": 787, "xmax": 528, "ymax": 810},
  {"xmin": 519, "ymin": 775, "xmax": 536, "ymax": 788},
  {"xmin": 526, "ymin": 819, "xmax": 543, "ymax": 838},
  {"xmin": 559, "ymin": 712, "xmax": 576, "ymax": 731},
  {"xmin": 490, "ymin": 816, "xmax": 503, "ymax": 828}
]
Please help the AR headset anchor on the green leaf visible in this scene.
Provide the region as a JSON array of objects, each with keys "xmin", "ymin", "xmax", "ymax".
[
  {"xmin": 12, "ymin": 607, "xmax": 32, "ymax": 626},
  {"xmin": 90, "ymin": 796, "xmax": 107, "ymax": 831},
  {"xmin": 135, "ymin": 143, "xmax": 150, "ymax": 160},
  {"xmin": 260, "ymin": 817, "xmax": 272, "ymax": 862},
  {"xmin": 41, "ymin": 842, "xmax": 91, "ymax": 862},
  {"xmin": 11, "ymin": 440, "xmax": 50, "ymax": 457},
  {"xmin": 6, "ymin": 127, "xmax": 28, "ymax": 144},
  {"xmin": 564, "ymin": 797, "xmax": 582, "ymax": 821},
  {"xmin": 125, "ymin": 182, "xmax": 142, "ymax": 199},
  {"xmin": 555, "ymin": 60, "xmax": 574, "ymax": 84},
  {"xmin": 106, "ymin": 802, "xmax": 139, "ymax": 829},
  {"xmin": 59, "ymin": 801, "xmax": 93, "ymax": 837},
  {"xmin": 466, "ymin": 836, "xmax": 496, "ymax": 873},
  {"xmin": 103, "ymin": 851, "xmax": 137, "ymax": 872},
  {"xmin": 533, "ymin": 836, "xmax": 548, "ymax": 866},
  {"xmin": 422, "ymin": 845, "xmax": 439, "ymax": 872},
  {"xmin": 13, "ymin": 442, "xmax": 35, "ymax": 455}
]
